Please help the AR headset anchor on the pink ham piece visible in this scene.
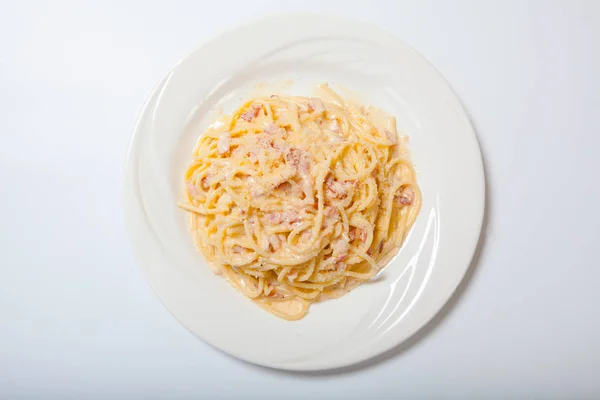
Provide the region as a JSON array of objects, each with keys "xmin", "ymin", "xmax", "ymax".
[
  {"xmin": 186, "ymin": 182, "xmax": 198, "ymax": 196},
  {"xmin": 257, "ymin": 136, "xmax": 273, "ymax": 148},
  {"xmin": 263, "ymin": 123, "xmax": 285, "ymax": 135},
  {"xmin": 325, "ymin": 206, "xmax": 339, "ymax": 219},
  {"xmin": 285, "ymin": 147, "xmax": 314, "ymax": 204},
  {"xmin": 257, "ymin": 136, "xmax": 285, "ymax": 156},
  {"xmin": 359, "ymin": 229, "xmax": 367, "ymax": 242},
  {"xmin": 396, "ymin": 196, "xmax": 412, "ymax": 205},
  {"xmin": 394, "ymin": 187, "xmax": 415, "ymax": 206},
  {"xmin": 285, "ymin": 148, "xmax": 310, "ymax": 175},
  {"xmin": 240, "ymin": 104, "xmax": 261, "ymax": 121},
  {"xmin": 325, "ymin": 175, "xmax": 349, "ymax": 198},
  {"xmin": 349, "ymin": 227, "xmax": 367, "ymax": 243},
  {"xmin": 335, "ymin": 254, "xmax": 348, "ymax": 264},
  {"xmin": 266, "ymin": 210, "xmax": 302, "ymax": 225}
]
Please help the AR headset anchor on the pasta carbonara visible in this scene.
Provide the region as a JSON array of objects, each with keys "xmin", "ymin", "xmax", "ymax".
[{"xmin": 179, "ymin": 85, "xmax": 421, "ymax": 320}]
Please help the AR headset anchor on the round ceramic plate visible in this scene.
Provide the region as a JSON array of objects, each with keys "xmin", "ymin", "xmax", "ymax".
[{"xmin": 124, "ymin": 14, "xmax": 484, "ymax": 371}]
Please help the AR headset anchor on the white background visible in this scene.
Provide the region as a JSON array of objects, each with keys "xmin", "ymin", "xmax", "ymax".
[{"xmin": 1, "ymin": 0, "xmax": 599, "ymax": 398}]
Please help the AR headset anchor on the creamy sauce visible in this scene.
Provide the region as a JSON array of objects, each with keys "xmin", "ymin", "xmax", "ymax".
[{"xmin": 179, "ymin": 84, "xmax": 421, "ymax": 320}]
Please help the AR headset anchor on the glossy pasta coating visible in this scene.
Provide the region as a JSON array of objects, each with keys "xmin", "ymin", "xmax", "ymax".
[{"xmin": 179, "ymin": 85, "xmax": 421, "ymax": 320}]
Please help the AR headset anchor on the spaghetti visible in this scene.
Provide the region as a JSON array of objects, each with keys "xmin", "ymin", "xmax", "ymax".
[{"xmin": 179, "ymin": 85, "xmax": 421, "ymax": 320}]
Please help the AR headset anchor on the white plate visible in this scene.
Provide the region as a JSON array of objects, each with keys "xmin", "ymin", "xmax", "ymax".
[{"xmin": 124, "ymin": 14, "xmax": 484, "ymax": 371}]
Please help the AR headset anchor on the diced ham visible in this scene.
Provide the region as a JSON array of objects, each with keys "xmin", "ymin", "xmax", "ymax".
[
  {"xmin": 395, "ymin": 196, "xmax": 412, "ymax": 205},
  {"xmin": 264, "ymin": 123, "xmax": 285, "ymax": 135},
  {"xmin": 348, "ymin": 228, "xmax": 356, "ymax": 241},
  {"xmin": 394, "ymin": 187, "xmax": 415, "ymax": 206},
  {"xmin": 300, "ymin": 230, "xmax": 313, "ymax": 242},
  {"xmin": 257, "ymin": 136, "xmax": 285, "ymax": 156},
  {"xmin": 285, "ymin": 147, "xmax": 314, "ymax": 204},
  {"xmin": 299, "ymin": 159, "xmax": 310, "ymax": 176},
  {"xmin": 217, "ymin": 132, "xmax": 230, "ymax": 154},
  {"xmin": 307, "ymin": 98, "xmax": 325, "ymax": 114},
  {"xmin": 359, "ymin": 229, "xmax": 367, "ymax": 243},
  {"xmin": 349, "ymin": 228, "xmax": 367, "ymax": 243},
  {"xmin": 325, "ymin": 175, "xmax": 348, "ymax": 198},
  {"xmin": 240, "ymin": 104, "xmax": 261, "ymax": 121},
  {"xmin": 384, "ymin": 129, "xmax": 398, "ymax": 145},
  {"xmin": 257, "ymin": 136, "xmax": 273, "ymax": 148},
  {"xmin": 283, "ymin": 209, "xmax": 302, "ymax": 224},
  {"xmin": 266, "ymin": 210, "xmax": 301, "ymax": 225},
  {"xmin": 285, "ymin": 148, "xmax": 302, "ymax": 167},
  {"xmin": 186, "ymin": 182, "xmax": 197, "ymax": 196},
  {"xmin": 325, "ymin": 206, "xmax": 338, "ymax": 219},
  {"xmin": 285, "ymin": 148, "xmax": 310, "ymax": 175},
  {"xmin": 335, "ymin": 254, "xmax": 348, "ymax": 264}
]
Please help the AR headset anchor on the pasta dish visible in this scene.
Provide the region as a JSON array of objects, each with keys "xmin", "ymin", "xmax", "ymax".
[{"xmin": 179, "ymin": 85, "xmax": 421, "ymax": 320}]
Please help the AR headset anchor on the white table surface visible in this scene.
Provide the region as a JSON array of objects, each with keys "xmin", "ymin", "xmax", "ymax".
[{"xmin": 2, "ymin": 1, "xmax": 599, "ymax": 398}]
